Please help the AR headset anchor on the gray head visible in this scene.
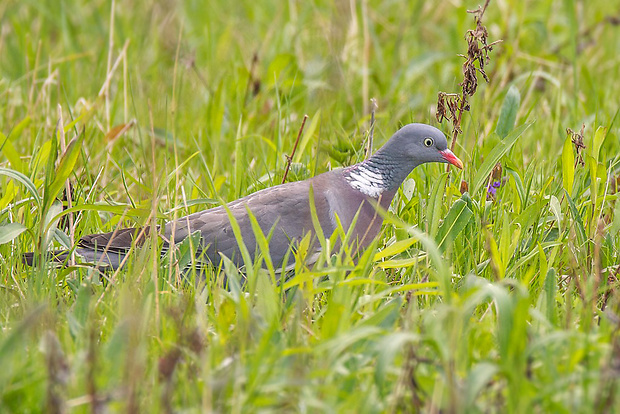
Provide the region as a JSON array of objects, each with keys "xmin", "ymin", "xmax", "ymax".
[
  {"xmin": 344, "ymin": 123, "xmax": 464, "ymax": 197},
  {"xmin": 378, "ymin": 123, "xmax": 463, "ymax": 169}
]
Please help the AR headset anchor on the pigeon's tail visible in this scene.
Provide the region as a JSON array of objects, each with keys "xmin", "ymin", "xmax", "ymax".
[
  {"xmin": 22, "ymin": 250, "xmax": 71, "ymax": 267},
  {"xmin": 22, "ymin": 248, "xmax": 126, "ymax": 270},
  {"xmin": 22, "ymin": 227, "xmax": 148, "ymax": 270}
]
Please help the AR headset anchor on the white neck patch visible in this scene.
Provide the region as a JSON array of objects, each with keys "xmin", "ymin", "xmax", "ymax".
[{"xmin": 345, "ymin": 165, "xmax": 386, "ymax": 197}]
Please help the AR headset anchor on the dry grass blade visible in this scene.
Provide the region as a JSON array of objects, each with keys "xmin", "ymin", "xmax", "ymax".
[{"xmin": 365, "ymin": 98, "xmax": 378, "ymax": 159}]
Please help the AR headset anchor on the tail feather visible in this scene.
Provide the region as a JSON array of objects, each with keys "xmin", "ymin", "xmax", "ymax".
[
  {"xmin": 22, "ymin": 227, "xmax": 149, "ymax": 270},
  {"xmin": 22, "ymin": 248, "xmax": 125, "ymax": 270},
  {"xmin": 22, "ymin": 226, "xmax": 214, "ymax": 273},
  {"xmin": 22, "ymin": 250, "xmax": 71, "ymax": 266}
]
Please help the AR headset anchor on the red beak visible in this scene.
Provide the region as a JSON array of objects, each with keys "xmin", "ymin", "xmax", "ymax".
[{"xmin": 440, "ymin": 149, "xmax": 464, "ymax": 169}]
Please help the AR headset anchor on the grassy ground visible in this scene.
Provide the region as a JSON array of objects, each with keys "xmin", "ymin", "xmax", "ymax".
[{"xmin": 1, "ymin": 0, "xmax": 620, "ymax": 412}]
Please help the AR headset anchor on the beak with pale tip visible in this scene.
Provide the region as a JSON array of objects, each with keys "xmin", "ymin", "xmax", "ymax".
[{"xmin": 440, "ymin": 149, "xmax": 464, "ymax": 169}]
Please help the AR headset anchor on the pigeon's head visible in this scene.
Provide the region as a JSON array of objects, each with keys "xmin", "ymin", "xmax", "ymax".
[{"xmin": 388, "ymin": 123, "xmax": 464, "ymax": 169}]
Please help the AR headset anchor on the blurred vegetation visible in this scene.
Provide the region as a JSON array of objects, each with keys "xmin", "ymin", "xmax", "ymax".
[{"xmin": 1, "ymin": 0, "xmax": 619, "ymax": 412}]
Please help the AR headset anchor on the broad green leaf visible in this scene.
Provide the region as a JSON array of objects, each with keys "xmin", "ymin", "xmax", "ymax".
[
  {"xmin": 561, "ymin": 135, "xmax": 575, "ymax": 195},
  {"xmin": 293, "ymin": 110, "xmax": 321, "ymax": 163},
  {"xmin": 426, "ymin": 172, "xmax": 448, "ymax": 237},
  {"xmin": 407, "ymin": 226, "xmax": 451, "ymax": 300},
  {"xmin": 0, "ymin": 222, "xmax": 27, "ymax": 245},
  {"xmin": 374, "ymin": 331, "xmax": 419, "ymax": 392},
  {"xmin": 9, "ymin": 116, "xmax": 32, "ymax": 139},
  {"xmin": 591, "ymin": 126, "xmax": 607, "ymax": 162},
  {"xmin": 436, "ymin": 198, "xmax": 473, "ymax": 252},
  {"xmin": 506, "ymin": 167, "xmax": 526, "ymax": 210},
  {"xmin": 510, "ymin": 241, "xmax": 562, "ymax": 276},
  {"xmin": 465, "ymin": 362, "xmax": 499, "ymax": 409},
  {"xmin": 0, "ymin": 117, "xmax": 31, "ymax": 171},
  {"xmin": 499, "ymin": 216, "xmax": 521, "ymax": 271},
  {"xmin": 0, "ymin": 305, "xmax": 45, "ymax": 391},
  {"xmin": 53, "ymin": 228, "xmax": 71, "ymax": 249},
  {"xmin": 471, "ymin": 122, "xmax": 533, "ymax": 196},
  {"xmin": 46, "ymin": 133, "xmax": 85, "ymax": 210},
  {"xmin": 514, "ymin": 199, "xmax": 541, "ymax": 231},
  {"xmin": 308, "ymin": 184, "xmax": 327, "ymax": 253},
  {"xmin": 282, "ymin": 268, "xmax": 318, "ymax": 290},
  {"xmin": 63, "ymin": 106, "xmax": 96, "ymax": 133},
  {"xmin": 253, "ymin": 279, "xmax": 281, "ymax": 354},
  {"xmin": 68, "ymin": 285, "xmax": 91, "ymax": 339},
  {"xmin": 376, "ymin": 256, "xmax": 425, "ymax": 269},
  {"xmin": 390, "ymin": 281, "xmax": 439, "ymax": 293},
  {"xmin": 544, "ymin": 268, "xmax": 557, "ymax": 323},
  {"xmin": 32, "ymin": 139, "xmax": 53, "ymax": 177},
  {"xmin": 0, "ymin": 135, "xmax": 25, "ymax": 172},
  {"xmin": 0, "ymin": 181, "xmax": 17, "ymax": 211},
  {"xmin": 611, "ymin": 200, "xmax": 620, "ymax": 236},
  {"xmin": 43, "ymin": 201, "xmax": 63, "ymax": 247},
  {"xmin": 587, "ymin": 153, "xmax": 605, "ymax": 230},
  {"xmin": 373, "ymin": 236, "xmax": 419, "ymax": 260},
  {"xmin": 265, "ymin": 53, "xmax": 301, "ymax": 91},
  {"xmin": 0, "ymin": 167, "xmax": 42, "ymax": 207},
  {"xmin": 340, "ymin": 278, "xmax": 387, "ymax": 287},
  {"xmin": 402, "ymin": 178, "xmax": 416, "ymax": 201},
  {"xmin": 381, "ymin": 209, "xmax": 451, "ymax": 298},
  {"xmin": 316, "ymin": 325, "xmax": 382, "ymax": 357},
  {"xmin": 549, "ymin": 195, "xmax": 562, "ymax": 233},
  {"xmin": 564, "ymin": 190, "xmax": 587, "ymax": 246},
  {"xmin": 43, "ymin": 135, "xmax": 59, "ymax": 210},
  {"xmin": 222, "ymin": 200, "xmax": 255, "ymax": 288},
  {"xmin": 247, "ymin": 207, "xmax": 276, "ymax": 282},
  {"xmin": 486, "ymin": 232, "xmax": 504, "ymax": 279},
  {"xmin": 219, "ymin": 255, "xmax": 249, "ymax": 323},
  {"xmin": 356, "ymin": 297, "xmax": 402, "ymax": 329},
  {"xmin": 464, "ymin": 277, "xmax": 526, "ymax": 359},
  {"xmin": 353, "ymin": 235, "xmax": 379, "ymax": 276},
  {"xmin": 495, "ymin": 85, "xmax": 520, "ymax": 139},
  {"xmin": 537, "ymin": 242, "xmax": 548, "ymax": 288}
]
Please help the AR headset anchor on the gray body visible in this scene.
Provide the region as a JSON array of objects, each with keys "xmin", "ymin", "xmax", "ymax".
[{"xmin": 164, "ymin": 169, "xmax": 396, "ymax": 268}]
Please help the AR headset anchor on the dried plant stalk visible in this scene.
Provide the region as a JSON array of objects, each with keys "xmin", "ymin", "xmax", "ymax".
[
  {"xmin": 436, "ymin": 0, "xmax": 502, "ymax": 166},
  {"xmin": 282, "ymin": 115, "xmax": 309, "ymax": 184}
]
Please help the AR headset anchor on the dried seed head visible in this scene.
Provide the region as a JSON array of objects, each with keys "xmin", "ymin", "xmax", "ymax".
[
  {"xmin": 461, "ymin": 63, "xmax": 478, "ymax": 96},
  {"xmin": 436, "ymin": 92, "xmax": 447, "ymax": 123},
  {"xmin": 436, "ymin": 0, "xmax": 500, "ymax": 153},
  {"xmin": 460, "ymin": 180, "xmax": 469, "ymax": 194},
  {"xmin": 567, "ymin": 124, "xmax": 586, "ymax": 167},
  {"xmin": 491, "ymin": 162, "xmax": 502, "ymax": 180}
]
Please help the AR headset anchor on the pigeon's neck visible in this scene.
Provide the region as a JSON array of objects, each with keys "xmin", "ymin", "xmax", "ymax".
[{"xmin": 343, "ymin": 151, "xmax": 417, "ymax": 198}]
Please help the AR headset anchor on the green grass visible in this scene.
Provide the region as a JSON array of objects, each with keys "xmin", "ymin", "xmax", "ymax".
[{"xmin": 1, "ymin": 0, "xmax": 620, "ymax": 412}]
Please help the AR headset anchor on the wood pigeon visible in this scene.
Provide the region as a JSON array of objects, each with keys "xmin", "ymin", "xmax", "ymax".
[{"xmin": 24, "ymin": 123, "xmax": 463, "ymax": 272}]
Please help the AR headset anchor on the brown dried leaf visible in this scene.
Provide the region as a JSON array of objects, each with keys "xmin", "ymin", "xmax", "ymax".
[
  {"xmin": 105, "ymin": 121, "xmax": 135, "ymax": 143},
  {"xmin": 460, "ymin": 180, "xmax": 469, "ymax": 194}
]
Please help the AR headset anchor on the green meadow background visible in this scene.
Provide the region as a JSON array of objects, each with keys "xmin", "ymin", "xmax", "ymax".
[{"xmin": 1, "ymin": 0, "xmax": 619, "ymax": 412}]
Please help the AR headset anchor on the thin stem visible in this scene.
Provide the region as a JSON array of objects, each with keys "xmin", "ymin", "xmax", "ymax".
[
  {"xmin": 365, "ymin": 98, "xmax": 378, "ymax": 159},
  {"xmin": 282, "ymin": 114, "xmax": 309, "ymax": 184}
]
